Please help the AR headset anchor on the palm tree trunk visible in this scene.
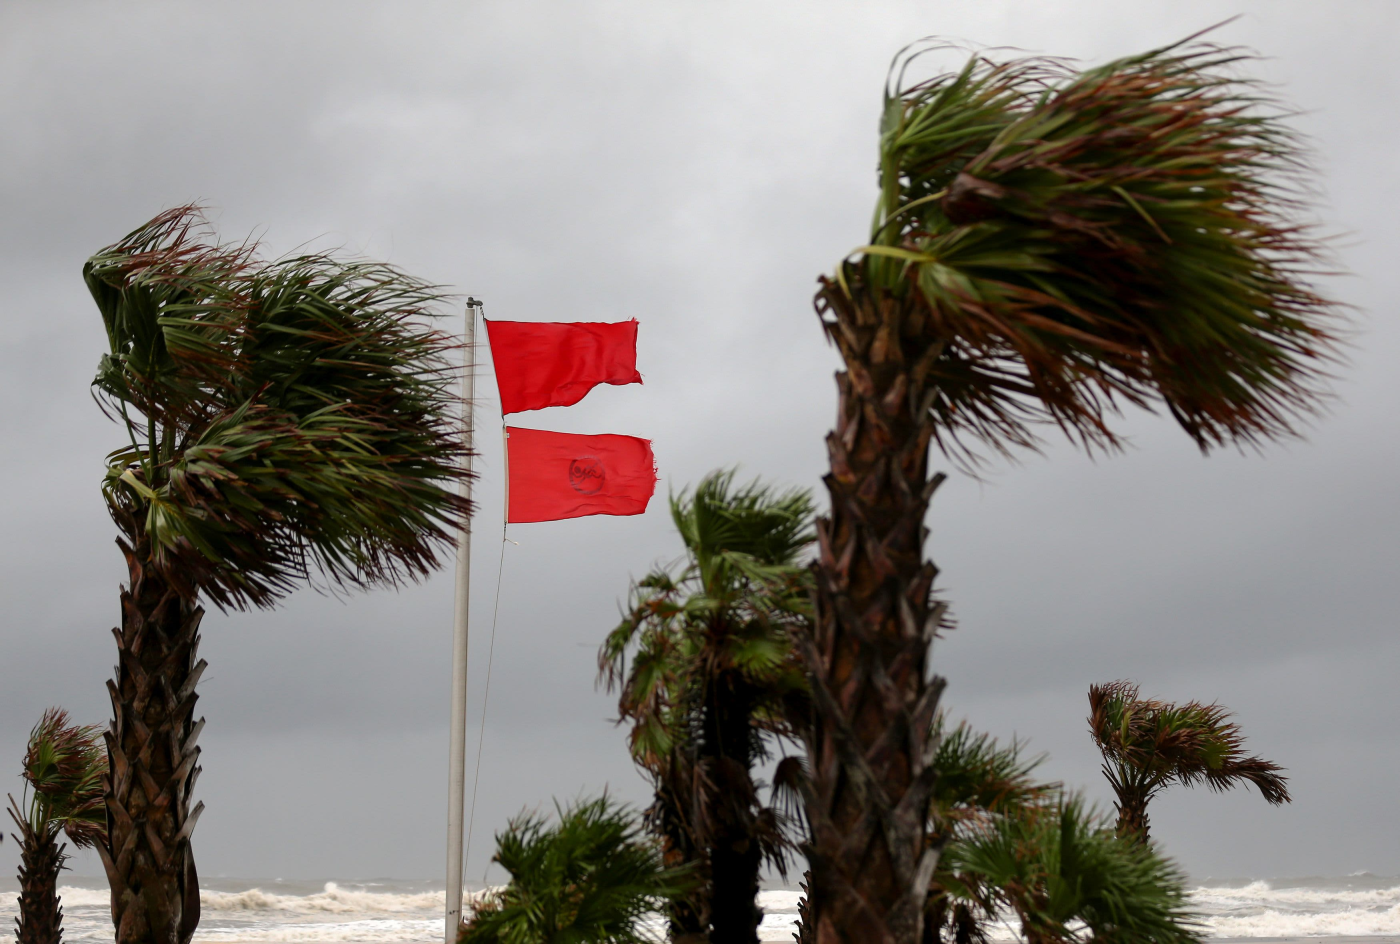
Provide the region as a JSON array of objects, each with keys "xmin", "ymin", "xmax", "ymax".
[
  {"xmin": 794, "ymin": 870, "xmax": 814, "ymax": 944},
  {"xmin": 1114, "ymin": 793, "xmax": 1151, "ymax": 843},
  {"xmin": 702, "ymin": 673, "xmax": 762, "ymax": 944},
  {"xmin": 9, "ymin": 812, "xmax": 67, "ymax": 944},
  {"xmin": 650, "ymin": 763, "xmax": 709, "ymax": 944},
  {"xmin": 798, "ymin": 273, "xmax": 948, "ymax": 944},
  {"xmin": 99, "ymin": 528, "xmax": 206, "ymax": 944}
]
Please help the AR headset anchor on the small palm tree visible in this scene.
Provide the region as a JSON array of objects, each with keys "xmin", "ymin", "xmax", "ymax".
[
  {"xmin": 85, "ymin": 207, "xmax": 471, "ymax": 944},
  {"xmin": 922, "ymin": 719, "xmax": 1055, "ymax": 944},
  {"xmin": 1088, "ymin": 681, "xmax": 1290, "ymax": 842},
  {"xmin": 7, "ymin": 709, "xmax": 107, "ymax": 944},
  {"xmin": 458, "ymin": 796, "xmax": 693, "ymax": 944},
  {"xmin": 790, "ymin": 716, "xmax": 1205, "ymax": 944},
  {"xmin": 943, "ymin": 795, "xmax": 1203, "ymax": 944},
  {"xmin": 803, "ymin": 35, "xmax": 1340, "ymax": 943},
  {"xmin": 599, "ymin": 470, "xmax": 814, "ymax": 944}
]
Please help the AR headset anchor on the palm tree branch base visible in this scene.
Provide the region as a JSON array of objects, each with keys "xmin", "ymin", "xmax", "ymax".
[
  {"xmin": 800, "ymin": 275, "xmax": 949, "ymax": 944},
  {"xmin": 99, "ymin": 516, "xmax": 206, "ymax": 944}
]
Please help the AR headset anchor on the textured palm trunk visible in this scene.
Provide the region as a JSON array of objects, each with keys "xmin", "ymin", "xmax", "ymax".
[
  {"xmin": 798, "ymin": 274, "xmax": 947, "ymax": 944},
  {"xmin": 99, "ymin": 526, "xmax": 206, "ymax": 944},
  {"xmin": 10, "ymin": 814, "xmax": 67, "ymax": 944},
  {"xmin": 702, "ymin": 672, "xmax": 762, "ymax": 944},
  {"xmin": 650, "ymin": 764, "xmax": 709, "ymax": 944},
  {"xmin": 793, "ymin": 870, "xmax": 814, "ymax": 944},
  {"xmin": 1114, "ymin": 792, "xmax": 1151, "ymax": 843}
]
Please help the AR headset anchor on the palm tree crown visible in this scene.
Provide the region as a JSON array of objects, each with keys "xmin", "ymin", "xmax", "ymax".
[
  {"xmin": 850, "ymin": 35, "xmax": 1342, "ymax": 464},
  {"xmin": 600, "ymin": 470, "xmax": 814, "ymax": 766},
  {"xmin": 86, "ymin": 205, "xmax": 472, "ymax": 609},
  {"xmin": 459, "ymin": 796, "xmax": 693, "ymax": 944},
  {"xmin": 1088, "ymin": 680, "xmax": 1290, "ymax": 841},
  {"xmin": 13, "ymin": 708, "xmax": 106, "ymax": 849}
]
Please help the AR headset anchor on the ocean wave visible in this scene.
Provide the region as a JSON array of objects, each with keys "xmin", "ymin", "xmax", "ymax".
[
  {"xmin": 37, "ymin": 884, "xmax": 448, "ymax": 915},
  {"xmin": 1192, "ymin": 879, "xmax": 1400, "ymax": 909},
  {"xmin": 197, "ymin": 918, "xmax": 444, "ymax": 942},
  {"xmin": 21, "ymin": 878, "xmax": 1400, "ymax": 942},
  {"xmin": 1206, "ymin": 904, "xmax": 1400, "ymax": 938},
  {"xmin": 201, "ymin": 884, "xmax": 445, "ymax": 914}
]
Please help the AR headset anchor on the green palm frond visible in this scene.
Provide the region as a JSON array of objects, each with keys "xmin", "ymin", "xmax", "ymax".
[
  {"xmin": 828, "ymin": 34, "xmax": 1343, "ymax": 465},
  {"xmin": 18, "ymin": 709, "xmax": 106, "ymax": 849},
  {"xmin": 460, "ymin": 796, "xmax": 693, "ymax": 944},
  {"xmin": 598, "ymin": 469, "xmax": 816, "ymax": 763},
  {"xmin": 86, "ymin": 206, "xmax": 471, "ymax": 610},
  {"xmin": 928, "ymin": 716, "xmax": 1055, "ymax": 837},
  {"xmin": 943, "ymin": 796, "xmax": 1203, "ymax": 944}
]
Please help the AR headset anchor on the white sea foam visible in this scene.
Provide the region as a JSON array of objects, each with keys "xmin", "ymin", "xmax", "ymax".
[
  {"xmin": 1, "ymin": 876, "xmax": 1395, "ymax": 941},
  {"xmin": 200, "ymin": 884, "xmax": 447, "ymax": 914}
]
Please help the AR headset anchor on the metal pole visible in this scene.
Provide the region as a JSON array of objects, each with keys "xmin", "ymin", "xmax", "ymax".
[{"xmin": 445, "ymin": 299, "xmax": 479, "ymax": 943}]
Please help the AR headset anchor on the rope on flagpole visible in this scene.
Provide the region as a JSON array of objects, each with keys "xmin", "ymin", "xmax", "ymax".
[{"xmin": 463, "ymin": 523, "xmax": 506, "ymax": 881}]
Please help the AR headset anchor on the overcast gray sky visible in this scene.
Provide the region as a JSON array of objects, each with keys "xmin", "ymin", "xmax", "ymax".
[{"xmin": 1, "ymin": 0, "xmax": 1396, "ymax": 885}]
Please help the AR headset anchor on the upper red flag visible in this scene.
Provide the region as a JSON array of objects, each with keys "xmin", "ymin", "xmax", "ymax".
[
  {"xmin": 506, "ymin": 427, "xmax": 656, "ymax": 523},
  {"xmin": 485, "ymin": 319, "xmax": 641, "ymax": 414}
]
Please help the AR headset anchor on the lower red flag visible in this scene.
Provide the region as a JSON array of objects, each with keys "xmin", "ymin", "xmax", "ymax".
[{"xmin": 506, "ymin": 427, "xmax": 656, "ymax": 523}]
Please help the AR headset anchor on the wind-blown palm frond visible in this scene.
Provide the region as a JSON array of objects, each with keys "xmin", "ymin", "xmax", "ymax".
[
  {"xmin": 830, "ymin": 35, "xmax": 1342, "ymax": 465},
  {"xmin": 86, "ymin": 205, "xmax": 472, "ymax": 610},
  {"xmin": 15, "ymin": 708, "xmax": 106, "ymax": 849},
  {"xmin": 943, "ymin": 796, "xmax": 1203, "ymax": 944},
  {"xmin": 1089, "ymin": 681, "xmax": 1290, "ymax": 840},
  {"xmin": 923, "ymin": 718, "xmax": 1056, "ymax": 944},
  {"xmin": 929, "ymin": 716, "xmax": 1053, "ymax": 834},
  {"xmin": 459, "ymin": 796, "xmax": 693, "ymax": 944},
  {"xmin": 600, "ymin": 470, "xmax": 816, "ymax": 768}
]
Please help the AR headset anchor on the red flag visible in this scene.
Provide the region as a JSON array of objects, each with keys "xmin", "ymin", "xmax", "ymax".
[
  {"xmin": 485, "ymin": 319, "xmax": 642, "ymax": 414},
  {"xmin": 506, "ymin": 427, "xmax": 656, "ymax": 523}
]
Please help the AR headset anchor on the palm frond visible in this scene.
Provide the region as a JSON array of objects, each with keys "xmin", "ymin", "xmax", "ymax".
[
  {"xmin": 944, "ymin": 795, "xmax": 1204, "ymax": 944},
  {"xmin": 826, "ymin": 35, "xmax": 1344, "ymax": 466},
  {"xmin": 86, "ymin": 206, "xmax": 471, "ymax": 610},
  {"xmin": 929, "ymin": 716, "xmax": 1055, "ymax": 837},
  {"xmin": 19, "ymin": 709, "xmax": 106, "ymax": 849},
  {"xmin": 460, "ymin": 796, "xmax": 693, "ymax": 944}
]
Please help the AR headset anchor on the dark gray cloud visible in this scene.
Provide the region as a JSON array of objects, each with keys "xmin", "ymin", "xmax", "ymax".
[{"xmin": 1, "ymin": 0, "xmax": 1395, "ymax": 883}]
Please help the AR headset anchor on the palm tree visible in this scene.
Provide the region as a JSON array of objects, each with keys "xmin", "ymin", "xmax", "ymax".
[
  {"xmin": 599, "ymin": 470, "xmax": 814, "ymax": 944},
  {"xmin": 458, "ymin": 796, "xmax": 693, "ymax": 944},
  {"xmin": 84, "ymin": 207, "xmax": 471, "ymax": 944},
  {"xmin": 921, "ymin": 719, "xmax": 1053, "ymax": 944},
  {"xmin": 920, "ymin": 720, "xmax": 1203, "ymax": 944},
  {"xmin": 8, "ymin": 709, "xmax": 107, "ymax": 944},
  {"xmin": 1088, "ymin": 681, "xmax": 1290, "ymax": 842},
  {"xmin": 801, "ymin": 35, "xmax": 1339, "ymax": 943},
  {"xmin": 942, "ymin": 795, "xmax": 1202, "ymax": 944}
]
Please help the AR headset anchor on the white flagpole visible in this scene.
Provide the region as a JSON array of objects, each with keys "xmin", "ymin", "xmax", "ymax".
[{"xmin": 445, "ymin": 299, "xmax": 479, "ymax": 943}]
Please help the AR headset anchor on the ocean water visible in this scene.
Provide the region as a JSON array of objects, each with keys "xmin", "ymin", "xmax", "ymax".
[{"xmin": 3, "ymin": 874, "xmax": 1398, "ymax": 942}]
